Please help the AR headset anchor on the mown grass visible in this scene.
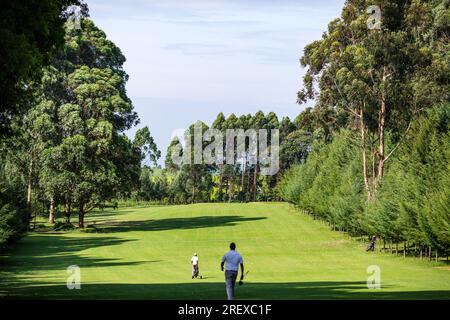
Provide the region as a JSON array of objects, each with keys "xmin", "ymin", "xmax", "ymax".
[{"xmin": 0, "ymin": 203, "xmax": 449, "ymax": 299}]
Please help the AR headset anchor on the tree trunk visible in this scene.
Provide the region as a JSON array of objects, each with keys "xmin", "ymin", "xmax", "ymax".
[
  {"xmin": 246, "ymin": 164, "xmax": 251, "ymax": 201},
  {"xmin": 218, "ymin": 164, "xmax": 223, "ymax": 202},
  {"xmin": 360, "ymin": 108, "xmax": 371, "ymax": 201},
  {"xmin": 376, "ymin": 67, "xmax": 387, "ymax": 184},
  {"xmin": 241, "ymin": 170, "xmax": 245, "ymax": 196},
  {"xmin": 403, "ymin": 241, "xmax": 406, "ymax": 258},
  {"xmin": 64, "ymin": 199, "xmax": 71, "ymax": 223},
  {"xmin": 389, "ymin": 240, "xmax": 392, "ymax": 254},
  {"xmin": 78, "ymin": 206, "xmax": 85, "ymax": 228},
  {"xmin": 395, "ymin": 242, "xmax": 398, "ymax": 256},
  {"xmin": 229, "ymin": 176, "xmax": 234, "ymax": 202},
  {"xmin": 241, "ymin": 157, "xmax": 246, "ymax": 197},
  {"xmin": 377, "ymin": 99, "xmax": 386, "ymax": 180},
  {"xmin": 420, "ymin": 246, "xmax": 423, "ymax": 260},
  {"xmin": 429, "ymin": 246, "xmax": 432, "ymax": 261},
  {"xmin": 435, "ymin": 251, "xmax": 438, "ymax": 263},
  {"xmin": 371, "ymin": 148, "xmax": 376, "ymax": 182},
  {"xmin": 224, "ymin": 178, "xmax": 229, "ymax": 202},
  {"xmin": 253, "ymin": 163, "xmax": 258, "ymax": 202},
  {"xmin": 49, "ymin": 196, "xmax": 55, "ymax": 224},
  {"xmin": 26, "ymin": 158, "xmax": 34, "ymax": 228}
]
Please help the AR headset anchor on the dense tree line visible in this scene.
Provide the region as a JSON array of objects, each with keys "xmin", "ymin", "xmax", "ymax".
[
  {"xmin": 278, "ymin": 0, "xmax": 449, "ymax": 260},
  {"xmin": 277, "ymin": 106, "xmax": 449, "ymax": 259},
  {"xmin": 1, "ymin": 0, "xmax": 83, "ymax": 246},
  {"xmin": 0, "ymin": 6, "xmax": 160, "ymax": 247},
  {"xmin": 134, "ymin": 110, "xmax": 323, "ymax": 204}
]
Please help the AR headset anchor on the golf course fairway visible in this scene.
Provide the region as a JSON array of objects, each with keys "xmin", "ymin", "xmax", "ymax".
[{"xmin": 1, "ymin": 202, "xmax": 449, "ymax": 299}]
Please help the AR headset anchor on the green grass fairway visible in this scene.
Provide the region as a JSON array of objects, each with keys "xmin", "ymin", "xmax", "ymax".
[{"xmin": 1, "ymin": 203, "xmax": 449, "ymax": 299}]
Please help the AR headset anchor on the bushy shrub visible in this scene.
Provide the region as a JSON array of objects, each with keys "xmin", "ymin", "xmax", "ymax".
[
  {"xmin": 53, "ymin": 221, "xmax": 76, "ymax": 231},
  {"xmin": 0, "ymin": 190, "xmax": 27, "ymax": 249}
]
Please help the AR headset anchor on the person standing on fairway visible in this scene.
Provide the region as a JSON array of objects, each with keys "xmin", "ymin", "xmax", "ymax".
[
  {"xmin": 191, "ymin": 253, "xmax": 199, "ymax": 279},
  {"xmin": 221, "ymin": 242, "xmax": 244, "ymax": 300}
]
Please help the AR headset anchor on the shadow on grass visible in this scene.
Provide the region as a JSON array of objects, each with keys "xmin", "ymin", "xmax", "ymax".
[
  {"xmin": 0, "ymin": 235, "xmax": 147, "ymax": 273},
  {"xmin": 95, "ymin": 215, "xmax": 266, "ymax": 233},
  {"xmin": 1, "ymin": 281, "xmax": 449, "ymax": 300},
  {"xmin": 52, "ymin": 210, "xmax": 125, "ymax": 221}
]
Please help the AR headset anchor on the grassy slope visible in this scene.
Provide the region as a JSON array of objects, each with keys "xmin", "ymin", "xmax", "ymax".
[{"xmin": 0, "ymin": 202, "xmax": 449, "ymax": 299}]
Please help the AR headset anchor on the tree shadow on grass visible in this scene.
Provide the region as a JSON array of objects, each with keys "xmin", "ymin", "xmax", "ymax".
[
  {"xmin": 94, "ymin": 216, "xmax": 266, "ymax": 233},
  {"xmin": 0, "ymin": 235, "xmax": 155, "ymax": 276},
  {"xmin": 1, "ymin": 281, "xmax": 449, "ymax": 300}
]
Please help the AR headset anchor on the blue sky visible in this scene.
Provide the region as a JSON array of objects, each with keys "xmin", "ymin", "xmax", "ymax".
[{"xmin": 87, "ymin": 0, "xmax": 345, "ymax": 165}]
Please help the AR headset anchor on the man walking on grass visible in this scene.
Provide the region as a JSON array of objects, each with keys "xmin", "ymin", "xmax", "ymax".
[{"xmin": 221, "ymin": 242, "xmax": 244, "ymax": 300}]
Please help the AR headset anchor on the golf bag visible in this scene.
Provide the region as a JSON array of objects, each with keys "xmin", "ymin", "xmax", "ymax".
[
  {"xmin": 192, "ymin": 264, "xmax": 199, "ymax": 278},
  {"xmin": 366, "ymin": 241, "xmax": 375, "ymax": 252}
]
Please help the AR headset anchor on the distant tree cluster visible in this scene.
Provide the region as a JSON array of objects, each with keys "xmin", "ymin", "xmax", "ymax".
[{"xmin": 133, "ymin": 110, "xmax": 328, "ymax": 204}]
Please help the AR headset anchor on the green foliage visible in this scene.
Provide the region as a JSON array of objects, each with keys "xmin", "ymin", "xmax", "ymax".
[
  {"xmin": 1, "ymin": 17, "xmax": 160, "ymax": 229},
  {"xmin": 276, "ymin": 0, "xmax": 450, "ymax": 258},
  {"xmin": 298, "ymin": 0, "xmax": 450, "ymax": 200},
  {"xmin": 279, "ymin": 129, "xmax": 312, "ymax": 172},
  {"xmin": 165, "ymin": 137, "xmax": 182, "ymax": 172},
  {"xmin": 0, "ymin": 0, "xmax": 86, "ymax": 133},
  {"xmin": 137, "ymin": 167, "xmax": 170, "ymax": 202},
  {"xmin": 278, "ymin": 105, "xmax": 450, "ymax": 254},
  {"xmin": 152, "ymin": 109, "xmax": 321, "ymax": 204},
  {"xmin": 0, "ymin": 184, "xmax": 27, "ymax": 249},
  {"xmin": 0, "ymin": 202, "xmax": 24, "ymax": 248},
  {"xmin": 53, "ymin": 221, "xmax": 76, "ymax": 231}
]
